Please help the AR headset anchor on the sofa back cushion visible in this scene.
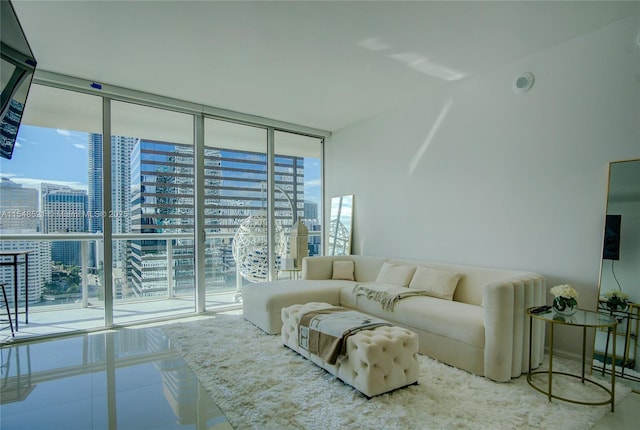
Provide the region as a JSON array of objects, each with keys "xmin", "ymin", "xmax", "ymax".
[
  {"xmin": 302, "ymin": 255, "xmax": 387, "ymax": 283},
  {"xmin": 375, "ymin": 262, "xmax": 416, "ymax": 287},
  {"xmin": 388, "ymin": 258, "xmax": 530, "ymax": 306},
  {"xmin": 408, "ymin": 266, "xmax": 462, "ymax": 301}
]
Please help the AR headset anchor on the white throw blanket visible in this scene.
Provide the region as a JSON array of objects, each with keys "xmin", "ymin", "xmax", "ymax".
[
  {"xmin": 353, "ymin": 283, "xmax": 433, "ymax": 311},
  {"xmin": 298, "ymin": 307, "xmax": 391, "ymax": 364}
]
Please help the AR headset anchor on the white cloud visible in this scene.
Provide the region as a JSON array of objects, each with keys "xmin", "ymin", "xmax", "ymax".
[
  {"xmin": 74, "ymin": 143, "xmax": 87, "ymax": 150},
  {"xmin": 56, "ymin": 129, "xmax": 72, "ymax": 137},
  {"xmin": 305, "ymin": 179, "xmax": 321, "ymax": 188}
]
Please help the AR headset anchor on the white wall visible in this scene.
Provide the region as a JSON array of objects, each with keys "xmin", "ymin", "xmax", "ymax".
[{"xmin": 325, "ymin": 16, "xmax": 640, "ymax": 357}]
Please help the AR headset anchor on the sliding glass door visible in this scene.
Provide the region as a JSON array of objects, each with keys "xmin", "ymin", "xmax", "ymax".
[
  {"xmin": 203, "ymin": 118, "xmax": 268, "ymax": 298},
  {"xmin": 111, "ymin": 101, "xmax": 196, "ymax": 323}
]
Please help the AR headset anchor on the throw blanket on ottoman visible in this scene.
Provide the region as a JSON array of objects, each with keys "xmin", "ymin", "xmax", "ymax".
[
  {"xmin": 282, "ymin": 302, "xmax": 419, "ymax": 397},
  {"xmin": 299, "ymin": 307, "xmax": 392, "ymax": 364},
  {"xmin": 353, "ymin": 283, "xmax": 432, "ymax": 311}
]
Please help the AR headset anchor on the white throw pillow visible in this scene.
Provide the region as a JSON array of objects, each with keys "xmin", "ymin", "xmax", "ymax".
[
  {"xmin": 332, "ymin": 260, "xmax": 355, "ymax": 281},
  {"xmin": 375, "ymin": 262, "xmax": 416, "ymax": 287},
  {"xmin": 408, "ymin": 267, "xmax": 463, "ymax": 300}
]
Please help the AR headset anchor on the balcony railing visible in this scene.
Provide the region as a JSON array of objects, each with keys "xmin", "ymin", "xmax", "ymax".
[{"xmin": 0, "ymin": 230, "xmax": 320, "ymax": 340}]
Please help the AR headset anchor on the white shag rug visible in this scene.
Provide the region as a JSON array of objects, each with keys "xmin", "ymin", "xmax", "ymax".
[{"xmin": 163, "ymin": 314, "xmax": 630, "ymax": 430}]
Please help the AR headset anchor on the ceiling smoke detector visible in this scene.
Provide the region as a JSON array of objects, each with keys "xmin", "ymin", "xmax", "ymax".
[{"xmin": 513, "ymin": 73, "xmax": 535, "ymax": 94}]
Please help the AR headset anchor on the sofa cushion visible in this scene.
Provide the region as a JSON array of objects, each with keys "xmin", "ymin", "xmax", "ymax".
[
  {"xmin": 388, "ymin": 258, "xmax": 531, "ymax": 306},
  {"xmin": 408, "ymin": 267, "xmax": 463, "ymax": 301},
  {"xmin": 332, "ymin": 260, "xmax": 355, "ymax": 281},
  {"xmin": 340, "ymin": 287, "xmax": 484, "ymax": 348},
  {"xmin": 375, "ymin": 262, "xmax": 416, "ymax": 287}
]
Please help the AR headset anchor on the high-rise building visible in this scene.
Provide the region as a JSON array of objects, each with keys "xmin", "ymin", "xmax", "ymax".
[
  {"xmin": 0, "ymin": 178, "xmax": 51, "ymax": 304},
  {"xmin": 0, "ymin": 240, "xmax": 51, "ymax": 305},
  {"xmin": 88, "ymin": 133, "xmax": 137, "ymax": 268},
  {"xmin": 0, "ymin": 177, "xmax": 39, "ymax": 231},
  {"xmin": 129, "ymin": 140, "xmax": 306, "ymax": 296},
  {"xmin": 303, "ymin": 201, "xmax": 321, "ymax": 256},
  {"xmin": 87, "ymin": 133, "xmax": 103, "ymax": 234},
  {"xmin": 303, "ymin": 201, "xmax": 318, "ymax": 224},
  {"xmin": 130, "ymin": 140, "xmax": 195, "ymax": 297},
  {"xmin": 203, "ymin": 149, "xmax": 306, "ymax": 286},
  {"xmin": 41, "ymin": 183, "xmax": 87, "ymax": 266}
]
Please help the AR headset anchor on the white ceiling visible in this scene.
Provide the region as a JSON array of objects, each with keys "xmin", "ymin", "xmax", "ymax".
[{"xmin": 11, "ymin": 1, "xmax": 639, "ymax": 132}]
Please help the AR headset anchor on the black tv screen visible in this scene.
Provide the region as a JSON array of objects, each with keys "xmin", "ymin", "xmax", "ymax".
[
  {"xmin": 1, "ymin": 0, "xmax": 37, "ymax": 160},
  {"xmin": 603, "ymin": 214, "xmax": 621, "ymax": 260}
]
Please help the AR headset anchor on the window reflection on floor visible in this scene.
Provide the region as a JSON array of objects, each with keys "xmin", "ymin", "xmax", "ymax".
[{"xmin": 0, "ymin": 325, "xmax": 230, "ymax": 429}]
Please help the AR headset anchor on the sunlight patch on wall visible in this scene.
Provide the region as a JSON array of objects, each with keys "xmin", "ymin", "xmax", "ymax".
[{"xmin": 409, "ymin": 98, "xmax": 453, "ymax": 176}]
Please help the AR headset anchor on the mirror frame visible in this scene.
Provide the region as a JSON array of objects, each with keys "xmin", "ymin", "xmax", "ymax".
[
  {"xmin": 597, "ymin": 158, "xmax": 640, "ymax": 301},
  {"xmin": 592, "ymin": 158, "xmax": 640, "ymax": 391}
]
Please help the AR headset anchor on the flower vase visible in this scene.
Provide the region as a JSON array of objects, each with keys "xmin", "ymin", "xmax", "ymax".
[
  {"xmin": 606, "ymin": 298, "xmax": 628, "ymax": 312},
  {"xmin": 553, "ymin": 296, "xmax": 577, "ymax": 316}
]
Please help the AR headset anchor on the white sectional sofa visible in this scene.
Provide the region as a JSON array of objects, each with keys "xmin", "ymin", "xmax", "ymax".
[{"xmin": 242, "ymin": 255, "xmax": 546, "ymax": 382}]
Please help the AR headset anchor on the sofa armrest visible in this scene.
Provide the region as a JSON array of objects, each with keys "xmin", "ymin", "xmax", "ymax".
[
  {"xmin": 482, "ymin": 274, "xmax": 546, "ymax": 382},
  {"xmin": 483, "ymin": 281, "xmax": 515, "ymax": 382}
]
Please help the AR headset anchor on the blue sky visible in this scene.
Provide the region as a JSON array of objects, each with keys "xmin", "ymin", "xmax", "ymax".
[{"xmin": 0, "ymin": 125, "xmax": 89, "ymax": 191}]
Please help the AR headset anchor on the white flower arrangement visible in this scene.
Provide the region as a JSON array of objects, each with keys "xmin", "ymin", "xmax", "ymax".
[
  {"xmin": 550, "ymin": 284, "xmax": 579, "ymax": 300},
  {"xmin": 603, "ymin": 290, "xmax": 628, "ymax": 300},
  {"xmin": 550, "ymin": 284, "xmax": 579, "ymax": 313},
  {"xmin": 603, "ymin": 289, "xmax": 629, "ymax": 311}
]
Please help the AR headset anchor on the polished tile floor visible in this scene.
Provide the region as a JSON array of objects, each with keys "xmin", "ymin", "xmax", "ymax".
[
  {"xmin": 1, "ymin": 291, "xmax": 242, "ymax": 343},
  {"xmin": 1, "ymin": 314, "xmax": 639, "ymax": 430},
  {"xmin": 0, "ymin": 319, "xmax": 232, "ymax": 430},
  {"xmin": 593, "ymin": 391, "xmax": 640, "ymax": 429}
]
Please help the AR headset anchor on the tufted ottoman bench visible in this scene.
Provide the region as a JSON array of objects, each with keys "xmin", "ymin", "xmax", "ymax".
[{"xmin": 281, "ymin": 302, "xmax": 419, "ymax": 397}]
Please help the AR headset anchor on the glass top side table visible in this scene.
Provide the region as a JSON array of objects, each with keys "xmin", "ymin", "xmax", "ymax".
[{"xmin": 527, "ymin": 307, "xmax": 618, "ymax": 412}]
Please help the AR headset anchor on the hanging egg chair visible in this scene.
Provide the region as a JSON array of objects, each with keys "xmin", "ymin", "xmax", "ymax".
[{"xmin": 232, "ymin": 210, "xmax": 286, "ymax": 283}]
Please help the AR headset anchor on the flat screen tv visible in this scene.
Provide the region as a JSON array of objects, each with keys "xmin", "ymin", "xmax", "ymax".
[
  {"xmin": 603, "ymin": 214, "xmax": 621, "ymax": 260},
  {"xmin": 1, "ymin": 0, "xmax": 37, "ymax": 160}
]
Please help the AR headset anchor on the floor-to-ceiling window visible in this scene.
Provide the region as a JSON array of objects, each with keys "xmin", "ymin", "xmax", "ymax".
[
  {"xmin": 0, "ymin": 84, "xmax": 105, "ymax": 332},
  {"xmin": 0, "ymin": 74, "xmax": 326, "ymax": 341}
]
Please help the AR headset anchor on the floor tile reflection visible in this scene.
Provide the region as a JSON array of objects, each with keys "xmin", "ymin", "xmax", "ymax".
[{"xmin": 0, "ymin": 326, "xmax": 231, "ymax": 429}]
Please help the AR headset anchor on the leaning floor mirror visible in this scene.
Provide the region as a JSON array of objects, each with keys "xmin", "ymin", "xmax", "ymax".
[
  {"xmin": 591, "ymin": 159, "xmax": 640, "ymax": 393},
  {"xmin": 327, "ymin": 195, "xmax": 353, "ymax": 255}
]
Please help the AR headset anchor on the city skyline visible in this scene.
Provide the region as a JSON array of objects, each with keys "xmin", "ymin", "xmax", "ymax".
[
  {"xmin": 0, "ymin": 125, "xmax": 322, "ymax": 205},
  {"xmin": 0, "ymin": 123, "xmax": 323, "ymax": 302}
]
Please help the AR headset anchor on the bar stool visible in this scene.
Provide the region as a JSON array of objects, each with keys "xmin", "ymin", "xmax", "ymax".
[{"xmin": 1, "ymin": 283, "xmax": 15, "ymax": 337}]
